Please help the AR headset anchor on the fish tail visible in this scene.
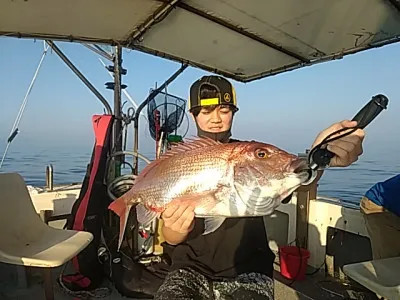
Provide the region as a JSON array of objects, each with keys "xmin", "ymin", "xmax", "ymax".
[{"xmin": 108, "ymin": 194, "xmax": 136, "ymax": 251}]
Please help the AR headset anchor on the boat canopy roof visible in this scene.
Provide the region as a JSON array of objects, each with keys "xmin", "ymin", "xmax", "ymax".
[{"xmin": 2, "ymin": 0, "xmax": 400, "ymax": 82}]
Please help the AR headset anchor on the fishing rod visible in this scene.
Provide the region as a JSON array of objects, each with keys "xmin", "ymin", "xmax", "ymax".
[
  {"xmin": 307, "ymin": 94, "xmax": 389, "ymax": 171},
  {"xmin": 0, "ymin": 42, "xmax": 50, "ymax": 169}
]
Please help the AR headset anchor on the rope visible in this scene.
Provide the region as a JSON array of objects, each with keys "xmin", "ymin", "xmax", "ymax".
[
  {"xmin": 57, "ymin": 263, "xmax": 112, "ymax": 299},
  {"xmin": 0, "ymin": 42, "xmax": 49, "ymax": 168}
]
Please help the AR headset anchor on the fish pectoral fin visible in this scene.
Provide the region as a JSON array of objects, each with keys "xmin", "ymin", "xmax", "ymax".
[
  {"xmin": 136, "ymin": 203, "xmax": 159, "ymax": 227},
  {"xmin": 203, "ymin": 217, "xmax": 226, "ymax": 235}
]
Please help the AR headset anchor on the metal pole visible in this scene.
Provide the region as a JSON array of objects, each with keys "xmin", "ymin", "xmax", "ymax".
[
  {"xmin": 45, "ymin": 40, "xmax": 112, "ymax": 114},
  {"xmin": 113, "ymin": 46, "xmax": 123, "ymax": 177},
  {"xmin": 45, "ymin": 164, "xmax": 54, "ymax": 191},
  {"xmin": 126, "ymin": 0, "xmax": 180, "ymax": 46},
  {"xmin": 82, "ymin": 43, "xmax": 114, "ymax": 62}
]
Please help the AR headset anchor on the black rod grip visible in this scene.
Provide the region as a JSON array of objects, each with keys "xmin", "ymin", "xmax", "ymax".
[{"xmin": 310, "ymin": 94, "xmax": 389, "ymax": 168}]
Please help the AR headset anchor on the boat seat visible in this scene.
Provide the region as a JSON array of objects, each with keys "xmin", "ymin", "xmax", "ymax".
[
  {"xmin": 343, "ymin": 257, "xmax": 400, "ymax": 300},
  {"xmin": 0, "ymin": 172, "xmax": 93, "ymax": 300}
]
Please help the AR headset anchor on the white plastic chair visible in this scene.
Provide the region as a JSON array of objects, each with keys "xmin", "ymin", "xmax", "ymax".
[
  {"xmin": 0, "ymin": 172, "xmax": 93, "ymax": 300},
  {"xmin": 343, "ymin": 257, "xmax": 400, "ymax": 300}
]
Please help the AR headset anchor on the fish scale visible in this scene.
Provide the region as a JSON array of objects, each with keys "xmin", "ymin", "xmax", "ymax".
[{"xmin": 134, "ymin": 156, "xmax": 229, "ymax": 207}]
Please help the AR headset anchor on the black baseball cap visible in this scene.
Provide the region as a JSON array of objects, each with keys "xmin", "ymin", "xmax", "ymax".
[{"xmin": 188, "ymin": 75, "xmax": 238, "ymax": 111}]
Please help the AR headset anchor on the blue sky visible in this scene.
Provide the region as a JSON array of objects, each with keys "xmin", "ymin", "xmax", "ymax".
[{"xmin": 0, "ymin": 37, "xmax": 399, "ymax": 159}]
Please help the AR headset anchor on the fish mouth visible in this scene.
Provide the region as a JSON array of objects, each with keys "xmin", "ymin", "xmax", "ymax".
[{"xmin": 289, "ymin": 158, "xmax": 317, "ymax": 185}]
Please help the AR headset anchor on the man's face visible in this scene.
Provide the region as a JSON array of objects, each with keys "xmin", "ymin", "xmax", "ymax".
[{"xmin": 192, "ymin": 104, "xmax": 233, "ymax": 133}]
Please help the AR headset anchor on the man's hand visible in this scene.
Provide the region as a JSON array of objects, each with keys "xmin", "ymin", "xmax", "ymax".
[
  {"xmin": 312, "ymin": 120, "xmax": 365, "ymax": 168},
  {"xmin": 161, "ymin": 204, "xmax": 195, "ymax": 234}
]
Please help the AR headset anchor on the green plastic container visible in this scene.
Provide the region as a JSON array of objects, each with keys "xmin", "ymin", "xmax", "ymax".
[{"xmin": 167, "ymin": 134, "xmax": 183, "ymax": 143}]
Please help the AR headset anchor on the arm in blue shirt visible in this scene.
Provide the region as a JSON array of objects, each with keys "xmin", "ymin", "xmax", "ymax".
[{"xmin": 365, "ymin": 174, "xmax": 400, "ymax": 217}]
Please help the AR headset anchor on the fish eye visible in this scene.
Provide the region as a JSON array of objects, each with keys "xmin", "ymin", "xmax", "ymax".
[{"xmin": 255, "ymin": 149, "xmax": 269, "ymax": 158}]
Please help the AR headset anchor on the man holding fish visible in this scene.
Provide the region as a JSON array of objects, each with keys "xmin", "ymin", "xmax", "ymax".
[{"xmin": 109, "ymin": 75, "xmax": 365, "ymax": 299}]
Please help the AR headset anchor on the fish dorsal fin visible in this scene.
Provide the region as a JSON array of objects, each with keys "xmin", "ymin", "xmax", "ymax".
[
  {"xmin": 137, "ymin": 159, "xmax": 161, "ymax": 179},
  {"xmin": 159, "ymin": 136, "xmax": 222, "ymax": 160}
]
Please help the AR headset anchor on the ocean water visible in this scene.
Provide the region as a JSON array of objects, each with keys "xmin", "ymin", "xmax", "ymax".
[{"xmin": 0, "ymin": 143, "xmax": 398, "ymax": 205}]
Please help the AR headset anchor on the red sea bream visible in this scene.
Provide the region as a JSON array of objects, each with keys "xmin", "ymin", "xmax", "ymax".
[{"xmin": 108, "ymin": 137, "xmax": 314, "ymax": 249}]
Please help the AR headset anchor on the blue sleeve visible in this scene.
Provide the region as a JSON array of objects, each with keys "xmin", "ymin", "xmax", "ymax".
[{"xmin": 365, "ymin": 174, "xmax": 400, "ymax": 216}]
